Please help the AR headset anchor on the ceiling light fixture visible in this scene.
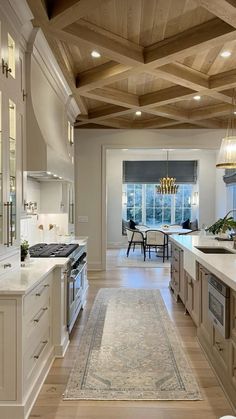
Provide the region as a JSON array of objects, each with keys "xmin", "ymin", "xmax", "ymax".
[
  {"xmin": 135, "ymin": 111, "xmax": 142, "ymax": 116},
  {"xmin": 91, "ymin": 50, "xmax": 101, "ymax": 58},
  {"xmin": 156, "ymin": 150, "xmax": 179, "ymax": 194},
  {"xmin": 220, "ymin": 50, "xmax": 231, "ymax": 58},
  {"xmin": 216, "ymin": 89, "xmax": 236, "ymax": 168},
  {"xmin": 193, "ymin": 95, "xmax": 201, "ymax": 101}
]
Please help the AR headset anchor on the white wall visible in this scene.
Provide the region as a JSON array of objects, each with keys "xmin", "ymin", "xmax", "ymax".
[
  {"xmin": 74, "ymin": 128, "xmax": 227, "ymax": 270},
  {"xmin": 26, "ymin": 178, "xmax": 41, "ymax": 212}
]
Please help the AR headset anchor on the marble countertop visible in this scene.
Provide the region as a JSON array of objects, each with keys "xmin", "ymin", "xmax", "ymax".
[
  {"xmin": 0, "ymin": 258, "xmax": 69, "ymax": 295},
  {"xmin": 0, "ymin": 237, "xmax": 88, "ymax": 296},
  {"xmin": 170, "ymin": 234, "xmax": 236, "ymax": 291}
]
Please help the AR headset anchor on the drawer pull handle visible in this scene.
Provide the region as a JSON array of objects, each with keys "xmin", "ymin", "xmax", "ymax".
[
  {"xmin": 33, "ymin": 307, "xmax": 48, "ymax": 323},
  {"xmin": 3, "ymin": 263, "xmax": 12, "ymax": 269},
  {"xmin": 34, "ymin": 340, "xmax": 48, "ymax": 360},
  {"xmin": 36, "ymin": 284, "xmax": 49, "ymax": 297}
]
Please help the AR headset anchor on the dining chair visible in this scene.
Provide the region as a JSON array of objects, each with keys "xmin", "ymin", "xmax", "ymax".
[
  {"xmin": 145, "ymin": 230, "xmax": 168, "ymax": 262},
  {"xmin": 126, "ymin": 228, "xmax": 146, "ymax": 261}
]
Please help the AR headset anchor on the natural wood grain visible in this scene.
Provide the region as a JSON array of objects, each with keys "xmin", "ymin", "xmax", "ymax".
[
  {"xmin": 195, "ymin": 0, "xmax": 236, "ymax": 28},
  {"xmin": 49, "ymin": 0, "xmax": 113, "ymax": 29},
  {"xmin": 26, "ymin": 0, "xmax": 236, "ymax": 128},
  {"xmin": 29, "ymin": 249, "xmax": 234, "ymax": 419}
]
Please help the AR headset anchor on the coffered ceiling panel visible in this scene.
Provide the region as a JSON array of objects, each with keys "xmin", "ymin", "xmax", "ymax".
[{"xmin": 27, "ymin": 0, "xmax": 236, "ymax": 129}]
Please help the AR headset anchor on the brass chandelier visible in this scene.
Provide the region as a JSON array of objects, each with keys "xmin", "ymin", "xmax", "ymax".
[{"xmin": 156, "ymin": 151, "xmax": 179, "ymax": 194}]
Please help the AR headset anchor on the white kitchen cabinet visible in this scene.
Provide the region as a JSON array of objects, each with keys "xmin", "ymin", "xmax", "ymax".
[
  {"xmin": 0, "ymin": 6, "xmax": 26, "ymax": 255},
  {"xmin": 0, "ymin": 299, "xmax": 17, "ymax": 401}
]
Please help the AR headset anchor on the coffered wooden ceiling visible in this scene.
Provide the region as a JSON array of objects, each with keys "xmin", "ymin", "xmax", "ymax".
[{"xmin": 27, "ymin": 0, "xmax": 236, "ymax": 129}]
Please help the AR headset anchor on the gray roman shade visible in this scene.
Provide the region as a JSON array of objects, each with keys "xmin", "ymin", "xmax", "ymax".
[
  {"xmin": 123, "ymin": 160, "xmax": 198, "ymax": 184},
  {"xmin": 223, "ymin": 169, "xmax": 236, "ymax": 185}
]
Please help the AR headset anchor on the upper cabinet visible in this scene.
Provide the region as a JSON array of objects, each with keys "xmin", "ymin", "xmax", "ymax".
[{"xmin": 0, "ymin": 5, "xmax": 26, "ymax": 254}]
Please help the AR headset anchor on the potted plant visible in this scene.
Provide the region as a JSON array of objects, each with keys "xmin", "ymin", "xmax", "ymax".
[
  {"xmin": 206, "ymin": 214, "xmax": 236, "ymax": 238},
  {"xmin": 21, "ymin": 240, "xmax": 29, "ymax": 262}
]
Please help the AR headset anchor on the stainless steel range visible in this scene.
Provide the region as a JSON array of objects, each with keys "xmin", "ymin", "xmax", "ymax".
[{"xmin": 29, "ymin": 243, "xmax": 88, "ymax": 332}]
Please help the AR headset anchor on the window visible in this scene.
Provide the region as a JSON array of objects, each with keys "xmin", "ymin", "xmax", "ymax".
[{"xmin": 123, "ymin": 183, "xmax": 193, "ymax": 225}]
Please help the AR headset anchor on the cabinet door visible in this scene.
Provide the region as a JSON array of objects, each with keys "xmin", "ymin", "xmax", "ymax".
[
  {"xmin": 199, "ymin": 265, "xmax": 212, "ymax": 345},
  {"xmin": 212, "ymin": 325, "xmax": 229, "ymax": 373},
  {"xmin": 0, "ymin": 299, "xmax": 17, "ymax": 400},
  {"xmin": 0, "ymin": 13, "xmax": 21, "ymax": 252},
  {"xmin": 186, "ymin": 271, "xmax": 200, "ymax": 326},
  {"xmin": 230, "ymin": 290, "xmax": 236, "ymax": 343}
]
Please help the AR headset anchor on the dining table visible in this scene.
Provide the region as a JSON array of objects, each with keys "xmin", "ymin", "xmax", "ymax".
[
  {"xmin": 136, "ymin": 225, "xmax": 192, "ymax": 236},
  {"xmin": 135, "ymin": 225, "xmax": 192, "ymax": 260}
]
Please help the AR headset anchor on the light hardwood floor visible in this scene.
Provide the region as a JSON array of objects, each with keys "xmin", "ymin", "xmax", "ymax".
[{"xmin": 29, "ymin": 249, "xmax": 234, "ymax": 419}]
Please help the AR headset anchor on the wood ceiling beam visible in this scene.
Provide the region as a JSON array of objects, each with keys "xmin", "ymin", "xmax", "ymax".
[
  {"xmin": 80, "ymin": 117, "xmax": 133, "ymax": 129},
  {"xmin": 190, "ymin": 103, "xmax": 231, "ymax": 120},
  {"xmin": 81, "ymin": 87, "xmax": 139, "ymax": 108},
  {"xmin": 76, "ymin": 62, "xmax": 132, "ymax": 93},
  {"xmin": 27, "ymin": 0, "xmax": 49, "ymax": 23},
  {"xmin": 194, "ymin": 0, "xmax": 236, "ymax": 29},
  {"xmin": 139, "ymin": 86, "xmax": 195, "ymax": 108},
  {"xmin": 153, "ymin": 63, "xmax": 209, "ymax": 90},
  {"xmin": 144, "ymin": 18, "xmax": 236, "ymax": 67},
  {"xmin": 77, "ymin": 104, "xmax": 189, "ymax": 125},
  {"xmin": 49, "ymin": 22, "xmax": 144, "ymax": 66},
  {"xmin": 209, "ymin": 69, "xmax": 236, "ymax": 91},
  {"xmin": 49, "ymin": 0, "xmax": 112, "ymax": 29}
]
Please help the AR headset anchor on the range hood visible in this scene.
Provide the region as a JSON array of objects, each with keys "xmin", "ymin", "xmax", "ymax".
[{"xmin": 26, "ymin": 29, "xmax": 79, "ymax": 182}]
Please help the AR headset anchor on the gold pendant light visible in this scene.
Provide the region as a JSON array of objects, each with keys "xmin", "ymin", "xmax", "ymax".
[
  {"xmin": 216, "ymin": 89, "xmax": 236, "ymax": 169},
  {"xmin": 156, "ymin": 151, "xmax": 179, "ymax": 194}
]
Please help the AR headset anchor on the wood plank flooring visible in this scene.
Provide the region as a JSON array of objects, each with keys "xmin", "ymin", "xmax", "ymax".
[{"xmin": 29, "ymin": 249, "xmax": 234, "ymax": 419}]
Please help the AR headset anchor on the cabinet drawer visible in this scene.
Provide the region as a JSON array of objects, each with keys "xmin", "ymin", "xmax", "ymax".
[
  {"xmin": 23, "ymin": 326, "xmax": 51, "ymax": 394},
  {"xmin": 213, "ymin": 326, "xmax": 229, "ymax": 372},
  {"xmin": 23, "ymin": 274, "xmax": 52, "ymax": 317},
  {"xmin": 0, "ymin": 252, "xmax": 19, "ymax": 277},
  {"xmin": 23, "ymin": 299, "xmax": 50, "ymax": 346}
]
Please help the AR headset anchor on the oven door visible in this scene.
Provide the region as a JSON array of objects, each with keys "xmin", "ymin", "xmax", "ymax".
[{"xmin": 208, "ymin": 282, "xmax": 229, "ymax": 338}]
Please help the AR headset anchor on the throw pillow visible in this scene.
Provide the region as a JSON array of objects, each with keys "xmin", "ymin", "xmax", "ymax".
[
  {"xmin": 129, "ymin": 219, "xmax": 137, "ymax": 229},
  {"xmin": 181, "ymin": 218, "xmax": 190, "ymax": 229},
  {"xmin": 190, "ymin": 219, "xmax": 198, "ymax": 231}
]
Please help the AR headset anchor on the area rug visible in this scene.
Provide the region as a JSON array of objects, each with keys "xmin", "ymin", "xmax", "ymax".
[
  {"xmin": 117, "ymin": 248, "xmax": 170, "ymax": 268},
  {"xmin": 64, "ymin": 288, "xmax": 201, "ymax": 401}
]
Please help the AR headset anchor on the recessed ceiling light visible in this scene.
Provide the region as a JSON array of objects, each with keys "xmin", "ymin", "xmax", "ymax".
[
  {"xmin": 220, "ymin": 50, "xmax": 231, "ymax": 58},
  {"xmin": 193, "ymin": 95, "xmax": 201, "ymax": 101},
  {"xmin": 234, "ymin": 111, "xmax": 236, "ymax": 115},
  {"xmin": 135, "ymin": 111, "xmax": 142, "ymax": 116},
  {"xmin": 47, "ymin": 171, "xmax": 51, "ymax": 175},
  {"xmin": 91, "ymin": 50, "xmax": 101, "ymax": 58}
]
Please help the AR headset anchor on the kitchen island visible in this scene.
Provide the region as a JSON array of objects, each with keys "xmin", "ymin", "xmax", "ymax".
[
  {"xmin": 170, "ymin": 234, "xmax": 236, "ymax": 412},
  {"xmin": 0, "ymin": 237, "xmax": 88, "ymax": 419}
]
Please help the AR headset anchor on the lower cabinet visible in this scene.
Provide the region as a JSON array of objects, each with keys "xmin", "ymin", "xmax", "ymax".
[
  {"xmin": 198, "ymin": 264, "xmax": 212, "ymax": 346},
  {"xmin": 185, "ymin": 270, "xmax": 200, "ymax": 327},
  {"xmin": 0, "ymin": 299, "xmax": 17, "ymax": 401},
  {"xmin": 170, "ymin": 249, "xmax": 236, "ymax": 410},
  {"xmin": 0, "ymin": 266, "xmax": 69, "ymax": 419},
  {"xmin": 170, "ymin": 244, "xmax": 183, "ymax": 301},
  {"xmin": 196, "ymin": 264, "xmax": 236, "ymax": 411}
]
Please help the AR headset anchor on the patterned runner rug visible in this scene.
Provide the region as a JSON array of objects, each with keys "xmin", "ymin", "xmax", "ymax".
[{"xmin": 64, "ymin": 288, "xmax": 202, "ymax": 401}]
